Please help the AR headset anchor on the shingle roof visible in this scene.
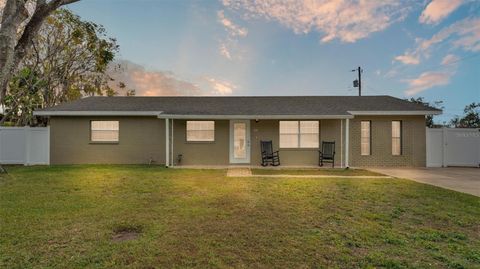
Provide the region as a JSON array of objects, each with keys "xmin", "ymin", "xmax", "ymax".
[{"xmin": 35, "ymin": 95, "xmax": 441, "ymax": 116}]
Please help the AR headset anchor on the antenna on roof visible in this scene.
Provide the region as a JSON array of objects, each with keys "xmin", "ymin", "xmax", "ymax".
[{"xmin": 351, "ymin": 66, "xmax": 362, "ymax": 96}]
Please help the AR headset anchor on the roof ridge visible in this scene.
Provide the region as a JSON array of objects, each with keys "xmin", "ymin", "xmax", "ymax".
[{"xmin": 84, "ymin": 95, "xmax": 392, "ymax": 98}]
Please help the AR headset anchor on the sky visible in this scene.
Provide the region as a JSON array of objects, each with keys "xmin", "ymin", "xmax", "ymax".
[{"xmin": 66, "ymin": 0, "xmax": 478, "ymax": 123}]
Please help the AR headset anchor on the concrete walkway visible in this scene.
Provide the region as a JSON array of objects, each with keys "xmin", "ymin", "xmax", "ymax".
[
  {"xmin": 226, "ymin": 168, "xmax": 252, "ymax": 177},
  {"xmin": 369, "ymin": 167, "xmax": 480, "ymax": 197}
]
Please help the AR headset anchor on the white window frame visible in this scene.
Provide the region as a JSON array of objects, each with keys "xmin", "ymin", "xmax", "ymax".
[
  {"xmin": 392, "ymin": 120, "xmax": 402, "ymax": 155},
  {"xmin": 90, "ymin": 121, "xmax": 119, "ymax": 142},
  {"xmin": 360, "ymin": 121, "xmax": 371, "ymax": 156},
  {"xmin": 186, "ymin": 121, "xmax": 215, "ymax": 142},
  {"xmin": 279, "ymin": 121, "xmax": 319, "ymax": 149}
]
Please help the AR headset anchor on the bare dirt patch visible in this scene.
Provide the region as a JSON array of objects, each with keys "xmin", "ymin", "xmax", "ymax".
[{"xmin": 112, "ymin": 224, "xmax": 143, "ymax": 242}]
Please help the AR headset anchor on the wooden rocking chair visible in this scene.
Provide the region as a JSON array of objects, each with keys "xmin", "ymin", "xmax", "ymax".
[
  {"xmin": 260, "ymin": 140, "xmax": 280, "ymax": 166},
  {"xmin": 319, "ymin": 141, "xmax": 335, "ymax": 168}
]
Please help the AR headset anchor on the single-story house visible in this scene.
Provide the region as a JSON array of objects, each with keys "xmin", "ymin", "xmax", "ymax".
[{"xmin": 33, "ymin": 95, "xmax": 441, "ymax": 167}]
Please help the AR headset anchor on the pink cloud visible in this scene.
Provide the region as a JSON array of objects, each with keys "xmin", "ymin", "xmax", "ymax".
[
  {"xmin": 223, "ymin": 0, "xmax": 416, "ymax": 43},
  {"xmin": 218, "ymin": 10, "xmax": 248, "ymax": 38},
  {"xmin": 395, "ymin": 17, "xmax": 480, "ymax": 65},
  {"xmin": 394, "ymin": 54, "xmax": 420, "ymax": 65},
  {"xmin": 441, "ymin": 54, "xmax": 460, "ymax": 65},
  {"xmin": 217, "ymin": 10, "xmax": 248, "ymax": 60},
  {"xmin": 108, "ymin": 60, "xmax": 202, "ymax": 96},
  {"xmin": 419, "ymin": 0, "xmax": 465, "ymax": 24},
  {"xmin": 108, "ymin": 60, "xmax": 236, "ymax": 96},
  {"xmin": 419, "ymin": 17, "xmax": 480, "ymax": 52},
  {"xmin": 205, "ymin": 77, "xmax": 237, "ymax": 95},
  {"xmin": 219, "ymin": 42, "xmax": 232, "ymax": 59},
  {"xmin": 404, "ymin": 71, "xmax": 454, "ymax": 95}
]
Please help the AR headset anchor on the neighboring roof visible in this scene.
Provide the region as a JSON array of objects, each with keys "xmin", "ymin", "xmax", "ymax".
[{"xmin": 34, "ymin": 95, "xmax": 442, "ymax": 118}]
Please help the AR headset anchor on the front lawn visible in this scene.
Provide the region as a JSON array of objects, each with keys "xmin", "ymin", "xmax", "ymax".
[{"xmin": 1, "ymin": 165, "xmax": 479, "ymax": 268}]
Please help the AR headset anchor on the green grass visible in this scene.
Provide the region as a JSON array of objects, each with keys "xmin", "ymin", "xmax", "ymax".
[
  {"xmin": 252, "ymin": 168, "xmax": 384, "ymax": 176},
  {"xmin": 1, "ymin": 165, "xmax": 479, "ymax": 268}
]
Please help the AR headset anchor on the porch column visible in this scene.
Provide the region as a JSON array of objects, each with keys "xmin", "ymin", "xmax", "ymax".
[
  {"xmin": 345, "ymin": 118, "xmax": 350, "ymax": 168},
  {"xmin": 165, "ymin": 118, "xmax": 170, "ymax": 167},
  {"xmin": 340, "ymin": 119, "xmax": 343, "ymax": 168},
  {"xmin": 171, "ymin": 119, "xmax": 174, "ymax": 167}
]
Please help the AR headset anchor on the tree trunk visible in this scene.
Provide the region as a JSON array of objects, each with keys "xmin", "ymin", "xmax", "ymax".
[
  {"xmin": 0, "ymin": 0, "xmax": 81, "ymax": 105},
  {"xmin": 0, "ymin": 0, "xmax": 29, "ymax": 104}
]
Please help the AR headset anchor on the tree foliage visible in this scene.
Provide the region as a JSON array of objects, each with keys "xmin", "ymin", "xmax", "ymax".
[
  {"xmin": 1, "ymin": 9, "xmax": 119, "ymax": 126},
  {"xmin": 407, "ymin": 97, "xmax": 443, "ymax": 128},
  {"xmin": 0, "ymin": 0, "xmax": 81, "ymax": 105},
  {"xmin": 118, "ymin": 81, "xmax": 136, "ymax": 96},
  {"xmin": 450, "ymin": 103, "xmax": 480, "ymax": 128}
]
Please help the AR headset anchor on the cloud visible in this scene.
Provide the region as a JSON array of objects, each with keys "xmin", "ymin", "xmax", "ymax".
[
  {"xmin": 419, "ymin": 0, "xmax": 465, "ymax": 24},
  {"xmin": 394, "ymin": 54, "xmax": 420, "ymax": 65},
  {"xmin": 419, "ymin": 17, "xmax": 480, "ymax": 52},
  {"xmin": 108, "ymin": 60, "xmax": 236, "ymax": 96},
  {"xmin": 205, "ymin": 77, "xmax": 237, "ymax": 95},
  {"xmin": 218, "ymin": 10, "xmax": 248, "ymax": 37},
  {"xmin": 222, "ymin": 0, "xmax": 415, "ymax": 43},
  {"xmin": 395, "ymin": 17, "xmax": 480, "ymax": 65},
  {"xmin": 404, "ymin": 70, "xmax": 455, "ymax": 95},
  {"xmin": 108, "ymin": 60, "xmax": 202, "ymax": 96},
  {"xmin": 441, "ymin": 54, "xmax": 460, "ymax": 65},
  {"xmin": 219, "ymin": 42, "xmax": 232, "ymax": 59},
  {"xmin": 217, "ymin": 10, "xmax": 248, "ymax": 60},
  {"xmin": 395, "ymin": 17, "xmax": 476, "ymax": 95}
]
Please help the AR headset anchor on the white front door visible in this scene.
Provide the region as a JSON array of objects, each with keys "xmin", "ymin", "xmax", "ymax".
[{"xmin": 229, "ymin": 120, "xmax": 250, "ymax": 164}]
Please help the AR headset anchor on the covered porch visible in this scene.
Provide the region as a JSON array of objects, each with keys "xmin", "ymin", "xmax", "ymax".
[{"xmin": 160, "ymin": 115, "xmax": 353, "ymax": 168}]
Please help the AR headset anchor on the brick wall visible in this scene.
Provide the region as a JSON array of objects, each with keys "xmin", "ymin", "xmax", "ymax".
[{"xmin": 349, "ymin": 115, "xmax": 426, "ymax": 167}]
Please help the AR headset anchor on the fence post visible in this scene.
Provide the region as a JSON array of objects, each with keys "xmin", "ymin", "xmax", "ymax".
[
  {"xmin": 47, "ymin": 126, "xmax": 50, "ymax": 165},
  {"xmin": 442, "ymin": 127, "xmax": 447, "ymax": 167},
  {"xmin": 25, "ymin": 127, "xmax": 30, "ymax": 166}
]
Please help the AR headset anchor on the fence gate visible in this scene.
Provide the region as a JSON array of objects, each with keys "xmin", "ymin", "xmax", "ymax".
[
  {"xmin": 426, "ymin": 128, "xmax": 480, "ymax": 167},
  {"xmin": 0, "ymin": 127, "xmax": 50, "ymax": 165}
]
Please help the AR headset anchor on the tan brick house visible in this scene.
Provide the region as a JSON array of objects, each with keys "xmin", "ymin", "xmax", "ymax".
[{"xmin": 34, "ymin": 95, "xmax": 441, "ymax": 167}]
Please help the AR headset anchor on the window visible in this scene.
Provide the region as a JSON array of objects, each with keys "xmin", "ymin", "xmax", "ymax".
[
  {"xmin": 186, "ymin": 121, "xmax": 214, "ymax": 142},
  {"xmin": 280, "ymin": 121, "xmax": 319, "ymax": 148},
  {"xmin": 300, "ymin": 121, "xmax": 319, "ymax": 148},
  {"xmin": 91, "ymin": 121, "xmax": 119, "ymax": 142},
  {"xmin": 360, "ymin": 121, "xmax": 371, "ymax": 155},
  {"xmin": 392, "ymin": 121, "xmax": 402, "ymax": 155},
  {"xmin": 279, "ymin": 121, "xmax": 299, "ymax": 148}
]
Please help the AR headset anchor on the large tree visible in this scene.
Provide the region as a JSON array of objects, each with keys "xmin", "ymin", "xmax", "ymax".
[
  {"xmin": 1, "ymin": 9, "xmax": 118, "ymax": 126},
  {"xmin": 450, "ymin": 103, "xmax": 480, "ymax": 128},
  {"xmin": 0, "ymin": 0, "xmax": 80, "ymax": 105}
]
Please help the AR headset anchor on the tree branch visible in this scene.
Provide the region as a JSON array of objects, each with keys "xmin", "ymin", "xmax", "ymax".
[{"xmin": 0, "ymin": 0, "xmax": 81, "ymax": 105}]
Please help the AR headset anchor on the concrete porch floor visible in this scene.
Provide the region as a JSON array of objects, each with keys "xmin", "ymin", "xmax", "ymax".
[{"xmin": 170, "ymin": 165, "xmax": 346, "ymax": 169}]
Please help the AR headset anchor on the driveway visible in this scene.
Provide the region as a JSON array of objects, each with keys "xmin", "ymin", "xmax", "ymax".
[{"xmin": 369, "ymin": 167, "xmax": 480, "ymax": 197}]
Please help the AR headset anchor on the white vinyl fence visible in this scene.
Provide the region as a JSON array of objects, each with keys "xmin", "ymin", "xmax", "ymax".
[
  {"xmin": 0, "ymin": 127, "xmax": 50, "ymax": 165},
  {"xmin": 426, "ymin": 128, "xmax": 480, "ymax": 167}
]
